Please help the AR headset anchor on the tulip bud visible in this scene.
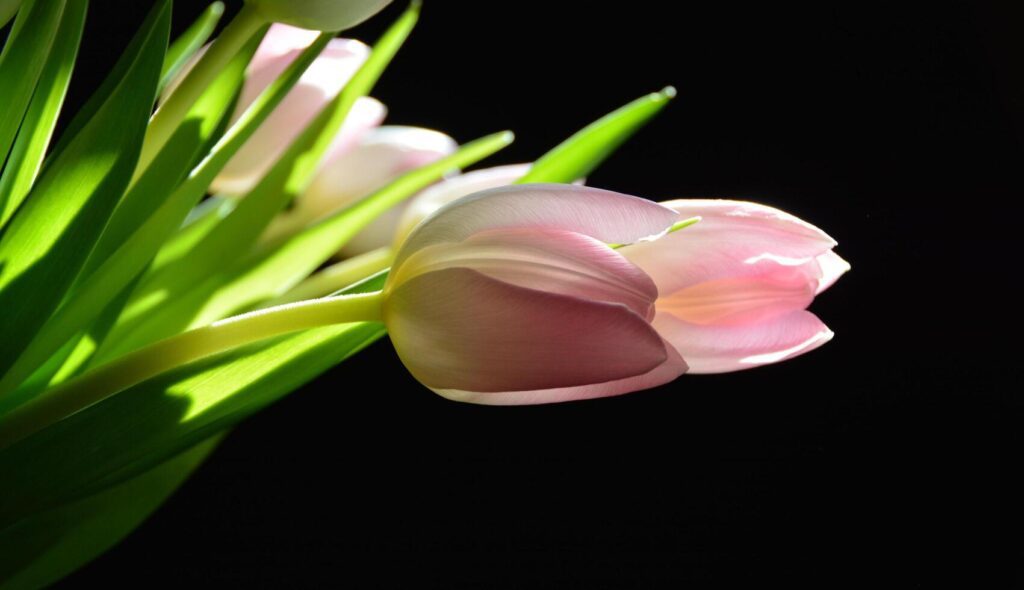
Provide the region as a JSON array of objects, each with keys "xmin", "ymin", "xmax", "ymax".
[
  {"xmin": 278, "ymin": 126, "xmax": 456, "ymax": 253},
  {"xmin": 620, "ymin": 199, "xmax": 849, "ymax": 373},
  {"xmin": 392, "ymin": 164, "xmax": 532, "ymax": 249},
  {"xmin": 165, "ymin": 24, "xmax": 386, "ymax": 196},
  {"xmin": 382, "ymin": 184, "xmax": 688, "ymax": 404},
  {"xmin": 245, "ymin": 0, "xmax": 392, "ymax": 32}
]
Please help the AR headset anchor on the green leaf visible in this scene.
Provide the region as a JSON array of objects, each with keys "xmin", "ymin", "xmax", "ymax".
[
  {"xmin": 160, "ymin": 1, "xmax": 224, "ymax": 91},
  {"xmin": 0, "ymin": 0, "xmax": 23, "ymax": 30},
  {"xmin": 0, "ymin": 1, "xmax": 169, "ymax": 382},
  {"xmin": 0, "ymin": 29, "xmax": 337, "ymax": 399},
  {"xmin": 0, "ymin": 0, "xmax": 85, "ymax": 227},
  {"xmin": 0, "ymin": 0, "xmax": 65, "ymax": 179},
  {"xmin": 517, "ymin": 86, "xmax": 676, "ymax": 184},
  {"xmin": 0, "ymin": 435, "xmax": 221, "ymax": 590},
  {"xmin": 97, "ymin": 3, "xmax": 421, "ymax": 361},
  {"xmin": 0, "ymin": 273, "xmax": 386, "ymax": 528},
  {"xmin": 188, "ymin": 131, "xmax": 514, "ymax": 327},
  {"xmin": 0, "ymin": 0, "xmax": 64, "ymax": 162}
]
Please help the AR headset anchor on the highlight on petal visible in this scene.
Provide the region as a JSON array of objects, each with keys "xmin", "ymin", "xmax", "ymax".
[
  {"xmin": 391, "ymin": 227, "xmax": 659, "ymax": 320},
  {"xmin": 299, "ymin": 126, "xmax": 457, "ymax": 253},
  {"xmin": 384, "ymin": 268, "xmax": 669, "ymax": 395},
  {"xmin": 621, "ymin": 199, "xmax": 838, "ymax": 296},
  {"xmin": 393, "ymin": 184, "xmax": 679, "ymax": 273},
  {"xmin": 815, "ymin": 250, "xmax": 851, "ymax": 294},
  {"xmin": 653, "ymin": 309, "xmax": 833, "ymax": 373},
  {"xmin": 393, "ymin": 163, "xmax": 532, "ymax": 249}
]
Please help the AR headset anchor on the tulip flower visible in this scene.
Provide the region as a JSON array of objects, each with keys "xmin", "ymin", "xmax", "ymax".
[
  {"xmin": 383, "ymin": 183, "xmax": 688, "ymax": 404},
  {"xmin": 267, "ymin": 125, "xmax": 457, "ymax": 251},
  {"xmin": 619, "ymin": 199, "xmax": 849, "ymax": 373},
  {"xmin": 392, "ymin": 163, "xmax": 532, "ymax": 249},
  {"xmin": 166, "ymin": 24, "xmax": 387, "ymax": 196},
  {"xmin": 245, "ymin": 0, "xmax": 392, "ymax": 32}
]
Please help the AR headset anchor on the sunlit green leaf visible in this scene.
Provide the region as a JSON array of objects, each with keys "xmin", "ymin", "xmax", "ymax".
[
  {"xmin": 0, "ymin": 0, "xmax": 65, "ymax": 192},
  {"xmin": 517, "ymin": 86, "xmax": 676, "ymax": 184},
  {"xmin": 95, "ymin": 3, "xmax": 420, "ymax": 362},
  {"xmin": 0, "ymin": 0, "xmax": 84, "ymax": 227},
  {"xmin": 160, "ymin": 1, "xmax": 224, "ymax": 91},
  {"xmin": 0, "ymin": 1, "xmax": 169, "ymax": 382},
  {"xmin": 0, "ymin": 30, "xmax": 336, "ymax": 399},
  {"xmin": 189, "ymin": 131, "xmax": 514, "ymax": 326},
  {"xmin": 0, "ymin": 273, "xmax": 386, "ymax": 529}
]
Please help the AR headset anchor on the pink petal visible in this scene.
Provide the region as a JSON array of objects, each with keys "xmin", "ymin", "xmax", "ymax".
[
  {"xmin": 621, "ymin": 199, "xmax": 839, "ymax": 296},
  {"xmin": 210, "ymin": 33, "xmax": 373, "ymax": 195},
  {"xmin": 214, "ymin": 96, "xmax": 386, "ymax": 196},
  {"xmin": 653, "ymin": 309, "xmax": 833, "ymax": 373},
  {"xmin": 656, "ymin": 266, "xmax": 816, "ymax": 327},
  {"xmin": 436, "ymin": 340, "xmax": 687, "ymax": 405},
  {"xmin": 392, "ymin": 227, "xmax": 658, "ymax": 320},
  {"xmin": 393, "ymin": 184, "xmax": 679, "ymax": 272},
  {"xmin": 384, "ymin": 268, "xmax": 669, "ymax": 394},
  {"xmin": 394, "ymin": 163, "xmax": 532, "ymax": 248},
  {"xmin": 815, "ymin": 250, "xmax": 851, "ymax": 294}
]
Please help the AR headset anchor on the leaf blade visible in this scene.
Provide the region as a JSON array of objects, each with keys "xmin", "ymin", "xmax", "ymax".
[
  {"xmin": 0, "ymin": 0, "xmax": 85, "ymax": 227},
  {"xmin": 517, "ymin": 86, "xmax": 676, "ymax": 184},
  {"xmin": 0, "ymin": 1, "xmax": 170, "ymax": 384}
]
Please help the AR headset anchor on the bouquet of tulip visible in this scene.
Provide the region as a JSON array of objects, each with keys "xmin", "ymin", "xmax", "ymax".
[{"xmin": 0, "ymin": 0, "xmax": 848, "ymax": 586}]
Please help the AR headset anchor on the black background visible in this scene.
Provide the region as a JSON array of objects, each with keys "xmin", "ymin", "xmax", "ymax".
[{"xmin": 53, "ymin": 0, "xmax": 1022, "ymax": 586}]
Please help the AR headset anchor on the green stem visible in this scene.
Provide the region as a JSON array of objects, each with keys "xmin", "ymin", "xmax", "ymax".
[
  {"xmin": 135, "ymin": 4, "xmax": 267, "ymax": 178},
  {"xmin": 263, "ymin": 246, "xmax": 394, "ymax": 307},
  {"xmin": 0, "ymin": 291, "xmax": 384, "ymax": 449}
]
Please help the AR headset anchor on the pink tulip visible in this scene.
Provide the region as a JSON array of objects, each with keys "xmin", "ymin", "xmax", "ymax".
[
  {"xmin": 273, "ymin": 126, "xmax": 457, "ymax": 253},
  {"xmin": 619, "ymin": 199, "xmax": 849, "ymax": 373},
  {"xmin": 383, "ymin": 184, "xmax": 688, "ymax": 404},
  {"xmin": 392, "ymin": 163, "xmax": 532, "ymax": 249},
  {"xmin": 167, "ymin": 24, "xmax": 387, "ymax": 196}
]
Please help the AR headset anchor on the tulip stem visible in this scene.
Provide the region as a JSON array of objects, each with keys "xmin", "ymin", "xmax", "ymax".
[
  {"xmin": 136, "ymin": 4, "xmax": 269, "ymax": 179},
  {"xmin": 263, "ymin": 246, "xmax": 395, "ymax": 307},
  {"xmin": 0, "ymin": 291, "xmax": 385, "ymax": 449}
]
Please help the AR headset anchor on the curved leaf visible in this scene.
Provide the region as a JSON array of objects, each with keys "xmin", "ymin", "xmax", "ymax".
[{"xmin": 0, "ymin": 1, "xmax": 169, "ymax": 385}]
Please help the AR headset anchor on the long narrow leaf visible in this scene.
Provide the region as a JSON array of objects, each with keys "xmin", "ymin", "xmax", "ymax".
[
  {"xmin": 0, "ymin": 435, "xmax": 221, "ymax": 589},
  {"xmin": 0, "ymin": 0, "xmax": 85, "ymax": 227},
  {"xmin": 0, "ymin": 31, "xmax": 333, "ymax": 399},
  {"xmin": 0, "ymin": 1, "xmax": 169, "ymax": 383},
  {"xmin": 189, "ymin": 132, "xmax": 514, "ymax": 327},
  {"xmin": 160, "ymin": 1, "xmax": 224, "ymax": 91},
  {"xmin": 134, "ymin": 2, "xmax": 420, "ymax": 311},
  {"xmin": 98, "ymin": 3, "xmax": 420, "ymax": 360},
  {"xmin": 517, "ymin": 86, "xmax": 676, "ymax": 184},
  {"xmin": 0, "ymin": 0, "xmax": 64, "ymax": 174},
  {"xmin": 0, "ymin": 273, "xmax": 386, "ymax": 527}
]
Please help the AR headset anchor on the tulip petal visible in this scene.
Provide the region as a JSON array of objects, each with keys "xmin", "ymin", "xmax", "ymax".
[
  {"xmin": 384, "ymin": 268, "xmax": 669, "ymax": 394},
  {"xmin": 436, "ymin": 340, "xmax": 687, "ymax": 405},
  {"xmin": 621, "ymin": 199, "xmax": 839, "ymax": 296},
  {"xmin": 653, "ymin": 309, "xmax": 833, "ymax": 373},
  {"xmin": 392, "ymin": 227, "xmax": 658, "ymax": 319},
  {"xmin": 815, "ymin": 250, "xmax": 851, "ymax": 294},
  {"xmin": 210, "ymin": 32, "xmax": 375, "ymax": 195},
  {"xmin": 393, "ymin": 184, "xmax": 679, "ymax": 273},
  {"xmin": 394, "ymin": 163, "xmax": 532, "ymax": 248}
]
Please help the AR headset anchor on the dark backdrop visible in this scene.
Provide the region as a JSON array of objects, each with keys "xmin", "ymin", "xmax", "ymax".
[{"xmin": 59, "ymin": 1, "xmax": 1021, "ymax": 586}]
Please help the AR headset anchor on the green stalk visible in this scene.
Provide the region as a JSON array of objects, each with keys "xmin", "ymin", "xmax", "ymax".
[
  {"xmin": 136, "ymin": 4, "xmax": 267, "ymax": 177},
  {"xmin": 0, "ymin": 291, "xmax": 385, "ymax": 449},
  {"xmin": 264, "ymin": 246, "xmax": 393, "ymax": 306}
]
